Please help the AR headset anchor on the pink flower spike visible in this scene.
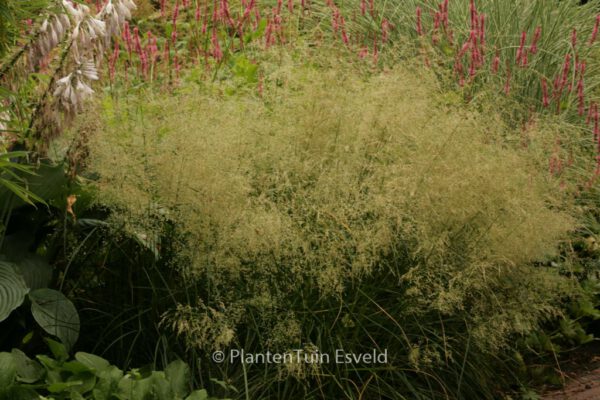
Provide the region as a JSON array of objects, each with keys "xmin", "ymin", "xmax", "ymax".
[
  {"xmin": 577, "ymin": 78, "xmax": 585, "ymax": 116},
  {"xmin": 381, "ymin": 19, "xmax": 390, "ymax": 44},
  {"xmin": 504, "ymin": 65, "xmax": 511, "ymax": 95},
  {"xmin": 109, "ymin": 40, "xmax": 120, "ymax": 81},
  {"xmin": 434, "ymin": 12, "xmax": 441, "ymax": 31},
  {"xmin": 195, "ymin": 2, "xmax": 201, "ymax": 22},
  {"xmin": 211, "ymin": 28, "xmax": 223, "ymax": 60},
  {"xmin": 470, "ymin": 0, "xmax": 477, "ymax": 30},
  {"xmin": 587, "ymin": 102, "xmax": 597, "ymax": 125},
  {"xmin": 516, "ymin": 31, "xmax": 526, "ymax": 65},
  {"xmin": 530, "ymin": 26, "xmax": 541, "ymax": 54},
  {"xmin": 341, "ymin": 28, "xmax": 349, "ymax": 45},
  {"xmin": 358, "ymin": 46, "xmax": 368, "ymax": 59},
  {"xmin": 416, "ymin": 7, "xmax": 423, "ymax": 36},
  {"xmin": 479, "ymin": 14, "xmax": 485, "ymax": 47},
  {"xmin": 560, "ymin": 53, "xmax": 571, "ymax": 88},
  {"xmin": 173, "ymin": 1, "xmax": 180, "ymax": 27},
  {"xmin": 579, "ymin": 61, "xmax": 587, "ymax": 76},
  {"xmin": 491, "ymin": 51, "xmax": 500, "ymax": 74},
  {"xmin": 373, "ymin": 35, "xmax": 379, "ymax": 63},
  {"xmin": 458, "ymin": 40, "xmax": 470, "ymax": 58},
  {"xmin": 594, "ymin": 106, "xmax": 599, "ymax": 142},
  {"xmin": 521, "ymin": 51, "xmax": 528, "ymax": 67},
  {"xmin": 265, "ymin": 19, "xmax": 274, "ymax": 48},
  {"xmin": 590, "ymin": 15, "xmax": 599, "ymax": 45},
  {"xmin": 542, "ymin": 78, "xmax": 549, "ymax": 107}
]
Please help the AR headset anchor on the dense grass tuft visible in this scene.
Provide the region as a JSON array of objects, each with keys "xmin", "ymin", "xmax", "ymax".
[{"xmin": 83, "ymin": 56, "xmax": 582, "ymax": 398}]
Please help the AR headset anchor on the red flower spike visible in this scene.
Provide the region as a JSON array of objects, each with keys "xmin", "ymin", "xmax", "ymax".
[
  {"xmin": 109, "ymin": 40, "xmax": 120, "ymax": 81},
  {"xmin": 504, "ymin": 64, "xmax": 511, "ymax": 95},
  {"xmin": 381, "ymin": 19, "xmax": 390, "ymax": 44},
  {"xmin": 479, "ymin": 14, "xmax": 485, "ymax": 47},
  {"xmin": 590, "ymin": 15, "xmax": 599, "ymax": 45},
  {"xmin": 560, "ymin": 53, "xmax": 571, "ymax": 89},
  {"xmin": 416, "ymin": 7, "xmax": 423, "ymax": 36},
  {"xmin": 530, "ymin": 26, "xmax": 541, "ymax": 55},
  {"xmin": 577, "ymin": 78, "xmax": 585, "ymax": 116},
  {"xmin": 587, "ymin": 102, "xmax": 597, "ymax": 125},
  {"xmin": 542, "ymin": 78, "xmax": 550, "ymax": 107},
  {"xmin": 516, "ymin": 31, "xmax": 526, "ymax": 65},
  {"xmin": 491, "ymin": 51, "xmax": 500, "ymax": 74},
  {"xmin": 211, "ymin": 28, "xmax": 223, "ymax": 60}
]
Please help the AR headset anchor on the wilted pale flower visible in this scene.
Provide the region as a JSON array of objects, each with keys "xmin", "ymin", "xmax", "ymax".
[
  {"xmin": 53, "ymin": 59, "xmax": 99, "ymax": 114},
  {"xmin": 78, "ymin": 59, "xmax": 100, "ymax": 81},
  {"xmin": 62, "ymin": 0, "xmax": 90, "ymax": 24},
  {"xmin": 29, "ymin": 14, "xmax": 71, "ymax": 67},
  {"xmin": 98, "ymin": 0, "xmax": 137, "ymax": 38}
]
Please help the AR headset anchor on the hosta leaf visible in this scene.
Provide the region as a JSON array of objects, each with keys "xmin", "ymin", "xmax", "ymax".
[
  {"xmin": 18, "ymin": 255, "xmax": 52, "ymax": 290},
  {"xmin": 29, "ymin": 289, "xmax": 80, "ymax": 351},
  {"xmin": 0, "ymin": 261, "xmax": 29, "ymax": 322}
]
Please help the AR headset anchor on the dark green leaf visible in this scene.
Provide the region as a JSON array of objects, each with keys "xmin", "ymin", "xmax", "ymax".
[
  {"xmin": 11, "ymin": 349, "xmax": 44, "ymax": 384},
  {"xmin": 29, "ymin": 289, "xmax": 80, "ymax": 351}
]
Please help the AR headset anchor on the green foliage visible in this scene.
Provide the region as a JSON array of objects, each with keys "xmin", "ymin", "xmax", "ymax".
[
  {"xmin": 0, "ymin": 152, "xmax": 45, "ymax": 206},
  {"xmin": 0, "ymin": 0, "xmax": 50, "ymax": 57},
  {"xmin": 0, "ymin": 341, "xmax": 224, "ymax": 400},
  {"xmin": 0, "ymin": 260, "xmax": 80, "ymax": 351},
  {"xmin": 30, "ymin": 289, "xmax": 80, "ymax": 352},
  {"xmin": 0, "ymin": 161, "xmax": 85, "ymax": 352}
]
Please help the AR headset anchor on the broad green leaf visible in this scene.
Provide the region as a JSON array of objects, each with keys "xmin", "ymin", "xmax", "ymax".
[
  {"xmin": 119, "ymin": 372, "xmax": 173, "ymax": 400},
  {"xmin": 11, "ymin": 349, "xmax": 44, "ymax": 384},
  {"xmin": 75, "ymin": 353, "xmax": 110, "ymax": 374},
  {"xmin": 45, "ymin": 338, "xmax": 69, "ymax": 362},
  {"xmin": 36, "ymin": 354, "xmax": 61, "ymax": 371},
  {"xmin": 47, "ymin": 380, "xmax": 84, "ymax": 393},
  {"xmin": 147, "ymin": 371, "xmax": 173, "ymax": 400},
  {"xmin": 0, "ymin": 352, "xmax": 16, "ymax": 392},
  {"xmin": 93, "ymin": 365, "xmax": 123, "ymax": 399},
  {"xmin": 62, "ymin": 361, "xmax": 91, "ymax": 374},
  {"xmin": 186, "ymin": 389, "xmax": 209, "ymax": 400},
  {"xmin": 0, "ymin": 261, "xmax": 29, "ymax": 322},
  {"xmin": 67, "ymin": 372, "xmax": 96, "ymax": 394},
  {"xmin": 29, "ymin": 289, "xmax": 80, "ymax": 351},
  {"xmin": 165, "ymin": 360, "xmax": 190, "ymax": 398},
  {"xmin": 69, "ymin": 391, "xmax": 85, "ymax": 400},
  {"xmin": 18, "ymin": 255, "xmax": 52, "ymax": 290}
]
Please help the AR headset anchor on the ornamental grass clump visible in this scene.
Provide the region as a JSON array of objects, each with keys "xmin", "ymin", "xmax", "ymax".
[{"xmin": 88, "ymin": 59, "xmax": 579, "ymax": 398}]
